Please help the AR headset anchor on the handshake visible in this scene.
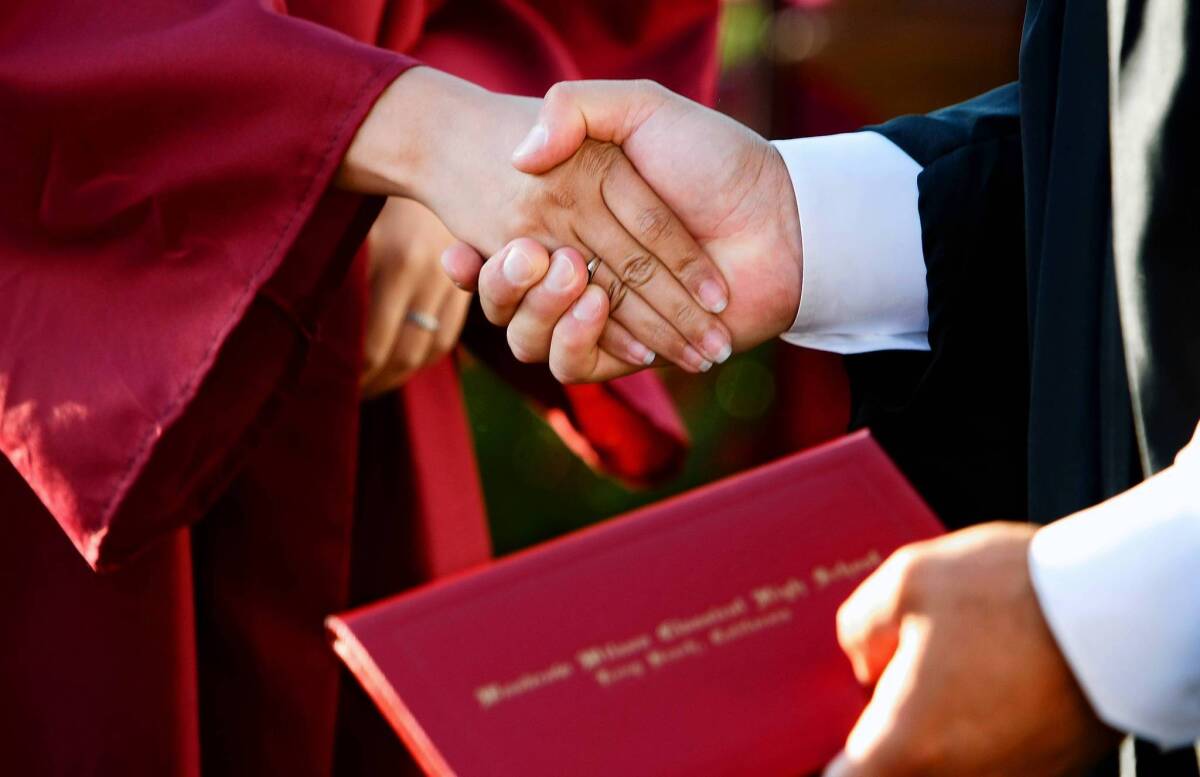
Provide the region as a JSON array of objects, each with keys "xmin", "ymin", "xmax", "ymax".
[{"xmin": 340, "ymin": 70, "xmax": 805, "ymax": 383}]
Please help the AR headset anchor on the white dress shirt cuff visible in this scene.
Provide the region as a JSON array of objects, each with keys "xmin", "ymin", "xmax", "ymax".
[
  {"xmin": 772, "ymin": 131, "xmax": 930, "ymax": 354},
  {"xmin": 1028, "ymin": 434, "xmax": 1200, "ymax": 746}
]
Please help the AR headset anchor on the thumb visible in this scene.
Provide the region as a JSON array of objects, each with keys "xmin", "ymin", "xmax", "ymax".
[
  {"xmin": 547, "ymin": 286, "xmax": 610, "ymax": 383},
  {"xmin": 511, "ymin": 80, "xmax": 667, "ymax": 174}
]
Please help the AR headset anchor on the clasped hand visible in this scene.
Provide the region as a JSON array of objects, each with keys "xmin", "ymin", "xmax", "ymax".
[
  {"xmin": 344, "ymin": 70, "xmax": 756, "ymax": 377},
  {"xmin": 436, "ymin": 79, "xmax": 805, "ymax": 383},
  {"xmin": 341, "ymin": 70, "xmax": 804, "ymax": 381}
]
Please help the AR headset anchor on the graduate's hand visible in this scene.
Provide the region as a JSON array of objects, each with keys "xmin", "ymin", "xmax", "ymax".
[
  {"xmin": 824, "ymin": 522, "xmax": 1118, "ymax": 777},
  {"xmin": 442, "ymin": 238, "xmax": 649, "ymax": 382},
  {"xmin": 360, "ymin": 197, "xmax": 470, "ymax": 397},
  {"xmin": 482, "ymin": 79, "xmax": 803, "ymax": 376},
  {"xmin": 340, "ymin": 68, "xmax": 732, "ymax": 374}
]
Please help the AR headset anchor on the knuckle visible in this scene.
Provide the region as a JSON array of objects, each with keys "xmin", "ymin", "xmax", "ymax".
[
  {"xmin": 543, "ymin": 80, "xmax": 570, "ymax": 103},
  {"xmin": 507, "ymin": 206, "xmax": 544, "ymax": 237},
  {"xmin": 653, "ymin": 323, "xmax": 680, "ymax": 353},
  {"xmin": 543, "ymin": 183, "xmax": 577, "ymax": 212},
  {"xmin": 480, "ymin": 299, "xmax": 507, "ymax": 325},
  {"xmin": 672, "ymin": 300, "xmax": 700, "ymax": 331},
  {"xmin": 834, "ymin": 599, "xmax": 858, "ymax": 641},
  {"xmin": 891, "ymin": 545, "xmax": 933, "ymax": 606},
  {"xmin": 632, "ymin": 319, "xmax": 674, "ymax": 356},
  {"xmin": 576, "ymin": 141, "xmax": 620, "ymax": 178},
  {"xmin": 620, "ymin": 254, "xmax": 657, "ymax": 288},
  {"xmin": 673, "ymin": 252, "xmax": 702, "ymax": 277},
  {"xmin": 605, "ymin": 276, "xmax": 629, "ymax": 313},
  {"xmin": 634, "ymin": 78, "xmax": 663, "ymax": 96},
  {"xmin": 888, "ymin": 546, "xmax": 919, "ymax": 580},
  {"xmin": 509, "ymin": 345, "xmax": 538, "ymax": 364},
  {"xmin": 550, "ymin": 361, "xmax": 583, "ymax": 385},
  {"xmin": 636, "ymin": 206, "xmax": 673, "ymax": 243}
]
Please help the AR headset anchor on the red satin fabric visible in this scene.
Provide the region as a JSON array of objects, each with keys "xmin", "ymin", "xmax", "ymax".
[{"xmin": 0, "ymin": 1, "xmax": 718, "ymax": 775}]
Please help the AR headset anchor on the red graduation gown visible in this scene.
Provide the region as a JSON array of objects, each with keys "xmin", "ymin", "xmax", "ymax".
[{"xmin": 0, "ymin": 1, "xmax": 718, "ymax": 775}]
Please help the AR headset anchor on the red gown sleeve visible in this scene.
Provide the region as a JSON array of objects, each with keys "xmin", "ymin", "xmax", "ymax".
[
  {"xmin": 0, "ymin": 0, "xmax": 412, "ymax": 570},
  {"xmin": 398, "ymin": 0, "xmax": 721, "ymax": 484}
]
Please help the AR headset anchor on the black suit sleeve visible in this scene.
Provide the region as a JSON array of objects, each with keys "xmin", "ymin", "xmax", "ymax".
[{"xmin": 845, "ymin": 85, "xmax": 1031, "ymax": 527}]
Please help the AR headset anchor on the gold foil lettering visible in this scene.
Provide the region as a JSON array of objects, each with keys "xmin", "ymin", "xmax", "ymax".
[
  {"xmin": 655, "ymin": 597, "xmax": 748, "ymax": 642},
  {"xmin": 812, "ymin": 550, "xmax": 882, "ymax": 589},
  {"xmin": 708, "ymin": 608, "xmax": 793, "ymax": 646},
  {"xmin": 594, "ymin": 660, "xmax": 645, "ymax": 687},
  {"xmin": 750, "ymin": 577, "xmax": 809, "ymax": 610},
  {"xmin": 576, "ymin": 633, "xmax": 653, "ymax": 671},
  {"xmin": 646, "ymin": 639, "xmax": 705, "ymax": 669},
  {"xmin": 474, "ymin": 661, "xmax": 574, "ymax": 709}
]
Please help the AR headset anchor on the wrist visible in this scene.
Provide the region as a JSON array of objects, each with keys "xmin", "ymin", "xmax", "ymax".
[
  {"xmin": 337, "ymin": 67, "xmax": 488, "ymax": 200},
  {"xmin": 768, "ymin": 145, "xmax": 803, "ymax": 267},
  {"xmin": 763, "ymin": 143, "xmax": 804, "ymax": 336}
]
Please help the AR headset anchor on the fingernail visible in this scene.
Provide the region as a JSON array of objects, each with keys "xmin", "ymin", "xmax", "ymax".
[
  {"xmin": 683, "ymin": 345, "xmax": 712, "ymax": 373},
  {"xmin": 512, "ymin": 124, "xmax": 548, "ymax": 161},
  {"xmin": 503, "ymin": 245, "xmax": 536, "ymax": 285},
  {"xmin": 702, "ymin": 329, "xmax": 732, "ymax": 364},
  {"xmin": 629, "ymin": 340, "xmax": 656, "ymax": 366},
  {"xmin": 547, "ymin": 253, "xmax": 577, "ymax": 292},
  {"xmin": 572, "ymin": 287, "xmax": 604, "ymax": 322},
  {"xmin": 699, "ymin": 280, "xmax": 728, "ymax": 314}
]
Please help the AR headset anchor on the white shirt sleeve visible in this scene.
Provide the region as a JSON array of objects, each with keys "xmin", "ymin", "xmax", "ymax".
[
  {"xmin": 771, "ymin": 132, "xmax": 930, "ymax": 354},
  {"xmin": 1029, "ymin": 426, "xmax": 1200, "ymax": 747}
]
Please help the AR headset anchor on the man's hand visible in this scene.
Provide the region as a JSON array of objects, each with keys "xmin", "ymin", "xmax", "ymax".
[
  {"xmin": 361, "ymin": 197, "xmax": 470, "ymax": 396},
  {"xmin": 443, "ymin": 79, "xmax": 805, "ymax": 382},
  {"xmin": 827, "ymin": 522, "xmax": 1119, "ymax": 777},
  {"xmin": 339, "ymin": 69, "xmax": 733, "ymax": 374}
]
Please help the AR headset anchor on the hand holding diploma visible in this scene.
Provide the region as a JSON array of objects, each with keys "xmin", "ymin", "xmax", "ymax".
[{"xmin": 826, "ymin": 522, "xmax": 1117, "ymax": 776}]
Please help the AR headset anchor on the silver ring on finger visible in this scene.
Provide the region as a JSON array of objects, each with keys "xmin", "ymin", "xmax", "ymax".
[
  {"xmin": 405, "ymin": 311, "xmax": 440, "ymax": 333},
  {"xmin": 586, "ymin": 256, "xmax": 601, "ymax": 283}
]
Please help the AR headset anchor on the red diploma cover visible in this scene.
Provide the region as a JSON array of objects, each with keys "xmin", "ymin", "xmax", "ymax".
[{"xmin": 328, "ymin": 432, "xmax": 943, "ymax": 776}]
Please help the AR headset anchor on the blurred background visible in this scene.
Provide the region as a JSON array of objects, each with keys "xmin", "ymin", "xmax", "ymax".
[{"xmin": 465, "ymin": 0, "xmax": 1025, "ymax": 556}]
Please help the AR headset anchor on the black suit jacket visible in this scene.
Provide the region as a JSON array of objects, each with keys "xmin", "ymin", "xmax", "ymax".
[{"xmin": 843, "ymin": 2, "xmax": 1199, "ymax": 772}]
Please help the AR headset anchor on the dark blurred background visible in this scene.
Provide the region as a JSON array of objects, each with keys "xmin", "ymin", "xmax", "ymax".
[{"xmin": 464, "ymin": 0, "xmax": 1025, "ymax": 556}]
